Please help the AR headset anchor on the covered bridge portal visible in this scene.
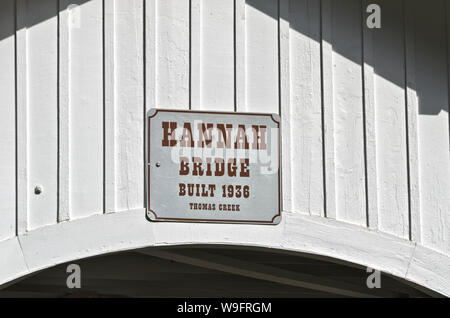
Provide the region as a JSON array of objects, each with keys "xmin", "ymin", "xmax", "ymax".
[{"xmin": 0, "ymin": 0, "xmax": 449, "ymax": 296}]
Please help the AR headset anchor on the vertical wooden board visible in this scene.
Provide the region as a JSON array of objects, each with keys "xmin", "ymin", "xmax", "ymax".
[
  {"xmin": 331, "ymin": 0, "xmax": 366, "ymax": 226},
  {"xmin": 245, "ymin": 0, "xmax": 279, "ymax": 113},
  {"xmin": 414, "ymin": 0, "xmax": 450, "ymax": 253},
  {"xmin": 321, "ymin": 0, "xmax": 336, "ymax": 219},
  {"xmin": 0, "ymin": 0, "xmax": 16, "ymax": 240},
  {"xmin": 156, "ymin": 0, "xmax": 190, "ymax": 109},
  {"xmin": 404, "ymin": 0, "xmax": 420, "ymax": 242},
  {"xmin": 58, "ymin": 2, "xmax": 70, "ymax": 221},
  {"xmin": 372, "ymin": 0, "xmax": 409, "ymax": 238},
  {"xmin": 198, "ymin": 0, "xmax": 234, "ymax": 111},
  {"xmin": 65, "ymin": 0, "xmax": 103, "ymax": 219},
  {"xmin": 16, "ymin": 0, "xmax": 28, "ymax": 234},
  {"xmin": 362, "ymin": 0, "xmax": 377, "ymax": 230},
  {"xmin": 190, "ymin": 0, "xmax": 201, "ymax": 109},
  {"xmin": 288, "ymin": 0, "xmax": 323, "ymax": 215},
  {"xmin": 235, "ymin": 0, "xmax": 246, "ymax": 112},
  {"xmin": 114, "ymin": 0, "xmax": 144, "ymax": 211},
  {"xmin": 26, "ymin": 0, "xmax": 58, "ymax": 229},
  {"xmin": 145, "ymin": 0, "xmax": 156, "ymax": 111},
  {"xmin": 279, "ymin": 0, "xmax": 291, "ymax": 212},
  {"xmin": 103, "ymin": 0, "xmax": 115, "ymax": 213}
]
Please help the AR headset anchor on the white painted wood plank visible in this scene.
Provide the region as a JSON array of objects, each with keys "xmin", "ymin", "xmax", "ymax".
[
  {"xmin": 0, "ymin": 0, "xmax": 16, "ymax": 240},
  {"xmin": 404, "ymin": 0, "xmax": 420, "ymax": 243},
  {"xmin": 145, "ymin": 0, "xmax": 156, "ymax": 112},
  {"xmin": 0, "ymin": 238, "xmax": 28, "ymax": 286},
  {"xmin": 362, "ymin": 0, "xmax": 378, "ymax": 230},
  {"xmin": 279, "ymin": 0, "xmax": 291, "ymax": 212},
  {"xmin": 321, "ymin": 0, "xmax": 336, "ymax": 220},
  {"xmin": 27, "ymin": 0, "xmax": 58, "ymax": 230},
  {"xmin": 245, "ymin": 0, "xmax": 279, "ymax": 113},
  {"xmin": 156, "ymin": 0, "xmax": 190, "ymax": 109},
  {"xmin": 15, "ymin": 0, "xmax": 28, "ymax": 234},
  {"xmin": 198, "ymin": 0, "xmax": 234, "ymax": 111},
  {"xmin": 63, "ymin": 0, "xmax": 104, "ymax": 219},
  {"xmin": 332, "ymin": 0, "xmax": 366, "ymax": 226},
  {"xmin": 58, "ymin": 1, "xmax": 70, "ymax": 222},
  {"xmin": 235, "ymin": 0, "xmax": 246, "ymax": 112},
  {"xmin": 413, "ymin": 0, "xmax": 450, "ymax": 253},
  {"xmin": 190, "ymin": 0, "xmax": 201, "ymax": 110},
  {"xmin": 372, "ymin": 0, "xmax": 408, "ymax": 237},
  {"xmin": 289, "ymin": 0, "xmax": 323, "ymax": 216},
  {"xmin": 104, "ymin": 0, "xmax": 115, "ymax": 213},
  {"xmin": 115, "ymin": 0, "xmax": 144, "ymax": 211}
]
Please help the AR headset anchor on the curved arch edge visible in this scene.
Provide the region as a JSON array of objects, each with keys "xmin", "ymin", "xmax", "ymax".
[{"xmin": 0, "ymin": 209, "xmax": 449, "ymax": 296}]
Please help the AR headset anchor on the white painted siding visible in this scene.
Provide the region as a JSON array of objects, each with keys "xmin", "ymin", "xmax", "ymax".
[
  {"xmin": 0, "ymin": 0, "xmax": 16, "ymax": 240},
  {"xmin": 0, "ymin": 0, "xmax": 449, "ymax": 290},
  {"xmin": 27, "ymin": 0, "xmax": 58, "ymax": 230}
]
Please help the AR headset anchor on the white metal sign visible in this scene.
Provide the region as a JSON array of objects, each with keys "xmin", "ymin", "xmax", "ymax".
[{"xmin": 146, "ymin": 109, "xmax": 281, "ymax": 224}]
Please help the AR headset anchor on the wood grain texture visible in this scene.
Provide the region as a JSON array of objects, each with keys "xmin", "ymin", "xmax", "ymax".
[
  {"xmin": 289, "ymin": 0, "xmax": 324, "ymax": 216},
  {"xmin": 279, "ymin": 0, "xmax": 291, "ymax": 212},
  {"xmin": 362, "ymin": 0, "xmax": 378, "ymax": 230},
  {"xmin": 404, "ymin": 0, "xmax": 421, "ymax": 242},
  {"xmin": 103, "ymin": 0, "xmax": 116, "ymax": 214},
  {"xmin": 114, "ymin": 0, "xmax": 144, "ymax": 211},
  {"xmin": 372, "ymin": 0, "xmax": 408, "ymax": 237},
  {"xmin": 58, "ymin": 1, "xmax": 70, "ymax": 222},
  {"xmin": 156, "ymin": 0, "xmax": 190, "ymax": 109},
  {"xmin": 331, "ymin": 0, "xmax": 367, "ymax": 226},
  {"xmin": 15, "ymin": 0, "xmax": 28, "ymax": 235}
]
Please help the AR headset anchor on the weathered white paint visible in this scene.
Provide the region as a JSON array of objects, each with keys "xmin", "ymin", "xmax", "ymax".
[
  {"xmin": 0, "ymin": 0, "xmax": 16, "ymax": 241},
  {"xmin": 0, "ymin": 0, "xmax": 449, "ymax": 295},
  {"xmin": 288, "ymin": 0, "xmax": 323, "ymax": 216},
  {"xmin": 332, "ymin": 0, "xmax": 367, "ymax": 226},
  {"xmin": 404, "ymin": 0, "xmax": 421, "ymax": 242},
  {"xmin": 372, "ymin": 0, "xmax": 408, "ymax": 238},
  {"xmin": 320, "ymin": 0, "xmax": 337, "ymax": 220},
  {"xmin": 414, "ymin": 0, "xmax": 450, "ymax": 253},
  {"xmin": 362, "ymin": 0, "xmax": 378, "ymax": 230},
  {"xmin": 115, "ymin": 0, "xmax": 144, "ymax": 211}
]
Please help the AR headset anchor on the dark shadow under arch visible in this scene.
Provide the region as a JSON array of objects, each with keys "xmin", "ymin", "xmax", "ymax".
[{"xmin": 0, "ymin": 244, "xmax": 440, "ymax": 298}]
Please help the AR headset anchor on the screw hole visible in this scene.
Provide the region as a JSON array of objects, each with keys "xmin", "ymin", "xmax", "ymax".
[{"xmin": 34, "ymin": 186, "xmax": 42, "ymax": 195}]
